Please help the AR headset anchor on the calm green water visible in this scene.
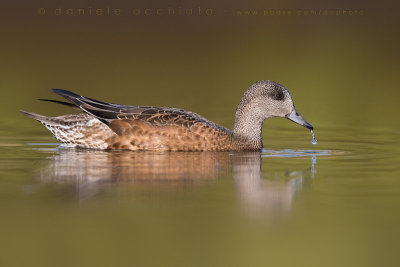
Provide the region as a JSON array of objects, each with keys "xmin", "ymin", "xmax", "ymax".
[{"xmin": 1, "ymin": 120, "xmax": 400, "ymax": 267}]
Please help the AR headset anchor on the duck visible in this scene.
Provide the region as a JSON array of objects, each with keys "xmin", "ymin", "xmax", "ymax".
[{"xmin": 21, "ymin": 80, "xmax": 313, "ymax": 151}]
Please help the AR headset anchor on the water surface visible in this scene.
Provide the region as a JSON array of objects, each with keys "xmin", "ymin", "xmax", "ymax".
[{"xmin": 1, "ymin": 124, "xmax": 399, "ymax": 267}]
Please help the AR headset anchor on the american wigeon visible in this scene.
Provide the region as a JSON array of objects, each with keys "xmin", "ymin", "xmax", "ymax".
[{"xmin": 22, "ymin": 80, "xmax": 313, "ymax": 151}]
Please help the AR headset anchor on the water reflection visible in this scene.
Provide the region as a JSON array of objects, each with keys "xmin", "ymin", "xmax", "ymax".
[
  {"xmin": 41, "ymin": 149, "xmax": 231, "ymax": 182},
  {"xmin": 38, "ymin": 147, "xmax": 321, "ymax": 215},
  {"xmin": 233, "ymin": 152, "xmax": 316, "ymax": 216}
]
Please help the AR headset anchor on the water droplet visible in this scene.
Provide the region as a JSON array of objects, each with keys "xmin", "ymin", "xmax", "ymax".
[{"xmin": 310, "ymin": 130, "xmax": 317, "ymax": 145}]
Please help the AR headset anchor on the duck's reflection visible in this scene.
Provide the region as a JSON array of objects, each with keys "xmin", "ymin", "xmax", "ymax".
[
  {"xmin": 41, "ymin": 149, "xmax": 232, "ymax": 182},
  {"xmin": 232, "ymin": 153, "xmax": 315, "ymax": 216},
  {"xmin": 39, "ymin": 148, "xmax": 316, "ymax": 215}
]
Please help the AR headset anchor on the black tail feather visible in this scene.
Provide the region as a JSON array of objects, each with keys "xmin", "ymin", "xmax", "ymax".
[
  {"xmin": 52, "ymin": 89, "xmax": 126, "ymax": 111},
  {"xmin": 51, "ymin": 89, "xmax": 128, "ymax": 124}
]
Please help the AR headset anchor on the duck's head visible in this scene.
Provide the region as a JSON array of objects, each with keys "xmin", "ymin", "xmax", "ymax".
[{"xmin": 235, "ymin": 80, "xmax": 313, "ymax": 131}]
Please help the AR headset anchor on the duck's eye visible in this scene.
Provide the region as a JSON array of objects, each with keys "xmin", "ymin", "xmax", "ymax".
[
  {"xmin": 296, "ymin": 112, "xmax": 299, "ymax": 116},
  {"xmin": 268, "ymin": 90, "xmax": 285, "ymax": 101}
]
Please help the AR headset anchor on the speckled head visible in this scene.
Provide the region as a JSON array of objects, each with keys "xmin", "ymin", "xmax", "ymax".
[
  {"xmin": 232, "ymin": 80, "xmax": 313, "ymax": 150},
  {"xmin": 240, "ymin": 81, "xmax": 292, "ymax": 117}
]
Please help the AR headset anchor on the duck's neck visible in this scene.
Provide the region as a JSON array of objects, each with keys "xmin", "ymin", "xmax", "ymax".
[{"xmin": 233, "ymin": 103, "xmax": 264, "ymax": 150}]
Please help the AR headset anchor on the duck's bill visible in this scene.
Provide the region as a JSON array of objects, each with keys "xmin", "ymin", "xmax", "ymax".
[{"xmin": 286, "ymin": 109, "xmax": 313, "ymax": 130}]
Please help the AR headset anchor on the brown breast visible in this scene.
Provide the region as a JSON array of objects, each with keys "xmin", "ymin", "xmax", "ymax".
[{"xmin": 105, "ymin": 119, "xmax": 233, "ymax": 151}]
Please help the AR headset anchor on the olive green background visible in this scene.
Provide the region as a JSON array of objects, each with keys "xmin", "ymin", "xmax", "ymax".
[{"xmin": 1, "ymin": 0, "xmax": 399, "ymax": 133}]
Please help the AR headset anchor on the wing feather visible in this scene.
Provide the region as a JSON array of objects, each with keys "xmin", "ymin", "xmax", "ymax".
[{"xmin": 51, "ymin": 89, "xmax": 230, "ymax": 134}]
